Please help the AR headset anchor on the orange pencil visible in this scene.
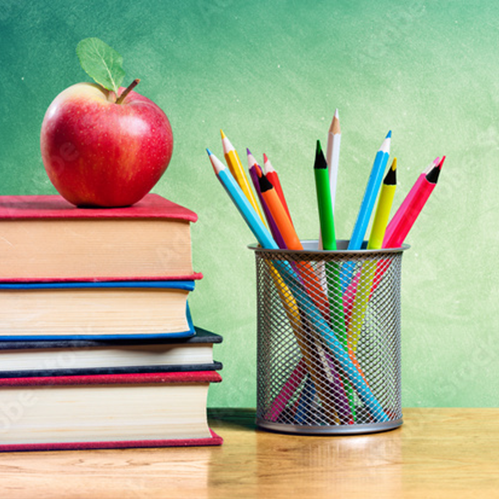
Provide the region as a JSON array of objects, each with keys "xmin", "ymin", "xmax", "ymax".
[
  {"xmin": 258, "ymin": 173, "xmax": 329, "ymax": 319},
  {"xmin": 259, "ymin": 174, "xmax": 300, "ymax": 249}
]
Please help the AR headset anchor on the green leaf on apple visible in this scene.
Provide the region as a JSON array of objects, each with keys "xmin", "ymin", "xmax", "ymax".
[{"xmin": 76, "ymin": 38, "xmax": 125, "ymax": 96}]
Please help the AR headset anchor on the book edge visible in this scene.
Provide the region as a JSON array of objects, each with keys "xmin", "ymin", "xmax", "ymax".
[
  {"xmin": 0, "ymin": 429, "xmax": 223, "ymax": 452},
  {"xmin": 0, "ymin": 362, "xmax": 224, "ymax": 379},
  {"xmin": 0, "ymin": 273, "xmax": 204, "ymax": 283},
  {"xmin": 0, "ymin": 370, "xmax": 223, "ymax": 386},
  {"xmin": 0, "ymin": 194, "xmax": 198, "ymax": 223},
  {"xmin": 0, "ymin": 328, "xmax": 223, "ymax": 349}
]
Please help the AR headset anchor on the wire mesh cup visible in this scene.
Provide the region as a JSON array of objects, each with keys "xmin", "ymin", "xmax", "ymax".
[{"xmin": 249, "ymin": 240, "xmax": 409, "ymax": 435}]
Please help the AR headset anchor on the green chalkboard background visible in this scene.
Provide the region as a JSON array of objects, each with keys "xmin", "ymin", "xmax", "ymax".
[{"xmin": 0, "ymin": 0, "xmax": 496, "ymax": 408}]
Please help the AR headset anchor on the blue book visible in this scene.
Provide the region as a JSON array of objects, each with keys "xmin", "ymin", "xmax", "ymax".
[{"xmin": 0, "ymin": 280, "xmax": 196, "ymax": 341}]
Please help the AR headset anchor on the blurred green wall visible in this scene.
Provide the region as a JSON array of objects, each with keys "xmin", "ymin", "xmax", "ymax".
[{"xmin": 0, "ymin": 0, "xmax": 496, "ymax": 408}]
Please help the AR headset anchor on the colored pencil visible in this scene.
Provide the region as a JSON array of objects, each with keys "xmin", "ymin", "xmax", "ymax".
[
  {"xmin": 294, "ymin": 375, "xmax": 316, "ymax": 424},
  {"xmin": 246, "ymin": 148, "xmax": 259, "ymax": 173},
  {"xmin": 382, "ymin": 156, "xmax": 439, "ymax": 246},
  {"xmin": 258, "ymin": 174, "xmax": 303, "ymax": 250},
  {"xmin": 383, "ymin": 156, "xmax": 445, "ymax": 249},
  {"xmin": 313, "ymin": 139, "xmax": 343, "ymax": 337},
  {"xmin": 314, "ymin": 140, "xmax": 337, "ymax": 251},
  {"xmin": 258, "ymin": 172, "xmax": 336, "ymax": 326},
  {"xmin": 220, "ymin": 130, "xmax": 265, "ymax": 222},
  {"xmin": 314, "ymin": 139, "xmax": 356, "ymax": 418},
  {"xmin": 347, "ymin": 162, "xmax": 397, "ymax": 353},
  {"xmin": 326, "ymin": 109, "xmax": 341, "ymax": 211},
  {"xmin": 263, "ymin": 153, "xmax": 293, "ymax": 222},
  {"xmin": 368, "ymin": 158, "xmax": 398, "ymax": 250},
  {"xmin": 364, "ymin": 157, "xmax": 443, "ymax": 300},
  {"xmin": 207, "ymin": 149, "xmax": 276, "ymax": 249},
  {"xmin": 339, "ymin": 131, "xmax": 392, "ymax": 296},
  {"xmin": 349, "ymin": 131, "xmax": 392, "ymax": 250},
  {"xmin": 248, "ymin": 161, "xmax": 287, "ymax": 249},
  {"xmin": 267, "ymin": 358, "xmax": 308, "ymax": 422}
]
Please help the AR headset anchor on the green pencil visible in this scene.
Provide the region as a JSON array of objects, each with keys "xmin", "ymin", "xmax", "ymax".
[
  {"xmin": 314, "ymin": 140, "xmax": 337, "ymax": 250},
  {"xmin": 314, "ymin": 139, "xmax": 356, "ymax": 420}
]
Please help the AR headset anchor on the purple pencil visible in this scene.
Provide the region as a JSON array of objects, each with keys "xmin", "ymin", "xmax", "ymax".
[{"xmin": 248, "ymin": 152, "xmax": 287, "ymax": 249}]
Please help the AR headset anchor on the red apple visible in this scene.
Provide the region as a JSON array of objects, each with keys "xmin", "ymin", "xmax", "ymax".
[{"xmin": 40, "ymin": 82, "xmax": 173, "ymax": 207}]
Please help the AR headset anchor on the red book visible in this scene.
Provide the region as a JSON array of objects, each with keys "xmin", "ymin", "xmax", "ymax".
[
  {"xmin": 0, "ymin": 194, "xmax": 202, "ymax": 282},
  {"xmin": 0, "ymin": 371, "xmax": 222, "ymax": 451}
]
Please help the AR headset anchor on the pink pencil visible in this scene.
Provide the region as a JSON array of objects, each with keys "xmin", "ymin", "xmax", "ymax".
[
  {"xmin": 366, "ymin": 157, "xmax": 445, "ymax": 299},
  {"xmin": 383, "ymin": 157, "xmax": 440, "ymax": 246},
  {"xmin": 264, "ymin": 358, "xmax": 308, "ymax": 421},
  {"xmin": 383, "ymin": 157, "xmax": 444, "ymax": 248}
]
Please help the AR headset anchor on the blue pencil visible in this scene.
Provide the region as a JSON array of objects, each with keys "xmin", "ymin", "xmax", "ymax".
[
  {"xmin": 340, "ymin": 132, "xmax": 392, "ymax": 293},
  {"xmin": 349, "ymin": 131, "xmax": 392, "ymax": 250},
  {"xmin": 207, "ymin": 149, "xmax": 278, "ymax": 250}
]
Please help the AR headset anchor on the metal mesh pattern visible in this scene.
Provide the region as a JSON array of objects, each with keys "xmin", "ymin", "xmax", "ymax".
[{"xmin": 253, "ymin": 242, "xmax": 406, "ymax": 434}]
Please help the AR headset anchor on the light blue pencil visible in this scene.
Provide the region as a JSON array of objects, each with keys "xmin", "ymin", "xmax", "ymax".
[
  {"xmin": 207, "ymin": 149, "xmax": 277, "ymax": 250},
  {"xmin": 349, "ymin": 131, "xmax": 392, "ymax": 250},
  {"xmin": 207, "ymin": 148, "xmax": 389, "ymax": 422},
  {"xmin": 340, "ymin": 132, "xmax": 392, "ymax": 293}
]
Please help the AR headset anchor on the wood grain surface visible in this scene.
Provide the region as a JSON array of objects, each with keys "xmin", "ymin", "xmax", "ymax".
[{"xmin": 0, "ymin": 408, "xmax": 498, "ymax": 498}]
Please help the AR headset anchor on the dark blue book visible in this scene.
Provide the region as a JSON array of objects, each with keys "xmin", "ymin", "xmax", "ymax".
[{"xmin": 0, "ymin": 326, "xmax": 222, "ymax": 378}]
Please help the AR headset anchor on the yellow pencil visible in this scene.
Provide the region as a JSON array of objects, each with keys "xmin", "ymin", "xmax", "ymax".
[
  {"xmin": 220, "ymin": 130, "xmax": 265, "ymax": 223},
  {"xmin": 368, "ymin": 158, "xmax": 398, "ymax": 249},
  {"xmin": 348, "ymin": 159, "xmax": 397, "ymax": 352}
]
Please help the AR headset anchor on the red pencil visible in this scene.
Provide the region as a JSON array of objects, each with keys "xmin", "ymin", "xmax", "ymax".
[{"xmin": 263, "ymin": 153, "xmax": 293, "ymax": 223}]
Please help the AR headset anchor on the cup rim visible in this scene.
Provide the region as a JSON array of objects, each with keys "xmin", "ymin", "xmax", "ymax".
[{"xmin": 247, "ymin": 239, "xmax": 410, "ymax": 255}]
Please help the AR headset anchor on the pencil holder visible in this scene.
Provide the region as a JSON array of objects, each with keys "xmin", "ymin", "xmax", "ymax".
[{"xmin": 249, "ymin": 240, "xmax": 409, "ymax": 435}]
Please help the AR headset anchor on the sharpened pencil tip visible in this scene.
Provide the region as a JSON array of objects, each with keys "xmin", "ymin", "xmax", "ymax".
[
  {"xmin": 258, "ymin": 172, "xmax": 274, "ymax": 193},
  {"xmin": 383, "ymin": 158, "xmax": 397, "ymax": 185},
  {"xmin": 220, "ymin": 130, "xmax": 226, "ymax": 139},
  {"xmin": 386, "ymin": 130, "xmax": 392, "ymax": 139},
  {"xmin": 206, "ymin": 148, "xmax": 212, "ymax": 156},
  {"xmin": 437, "ymin": 156, "xmax": 446, "ymax": 169},
  {"xmin": 330, "ymin": 110, "xmax": 341, "ymax": 134},
  {"xmin": 314, "ymin": 140, "xmax": 328, "ymax": 169},
  {"xmin": 263, "ymin": 153, "xmax": 268, "ymax": 163},
  {"xmin": 246, "ymin": 148, "xmax": 252, "ymax": 156}
]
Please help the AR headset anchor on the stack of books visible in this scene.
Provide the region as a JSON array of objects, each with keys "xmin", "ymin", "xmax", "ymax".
[{"xmin": 0, "ymin": 194, "xmax": 223, "ymax": 451}]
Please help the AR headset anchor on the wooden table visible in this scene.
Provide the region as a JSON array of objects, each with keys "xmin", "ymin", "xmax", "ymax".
[{"xmin": 0, "ymin": 408, "xmax": 498, "ymax": 498}]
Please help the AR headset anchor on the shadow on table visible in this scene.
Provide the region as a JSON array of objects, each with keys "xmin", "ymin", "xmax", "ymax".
[{"xmin": 208, "ymin": 408, "xmax": 258, "ymax": 431}]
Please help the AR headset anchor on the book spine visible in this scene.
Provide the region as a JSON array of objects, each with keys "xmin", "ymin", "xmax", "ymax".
[
  {"xmin": 0, "ymin": 371, "xmax": 223, "ymax": 387},
  {"xmin": 0, "ymin": 363, "xmax": 224, "ymax": 379}
]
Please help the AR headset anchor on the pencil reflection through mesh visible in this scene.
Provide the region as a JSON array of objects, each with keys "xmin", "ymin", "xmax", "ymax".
[{"xmin": 254, "ymin": 243, "xmax": 406, "ymax": 434}]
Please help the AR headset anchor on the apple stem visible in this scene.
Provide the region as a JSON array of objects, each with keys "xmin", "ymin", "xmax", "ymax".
[{"xmin": 116, "ymin": 79, "xmax": 140, "ymax": 104}]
